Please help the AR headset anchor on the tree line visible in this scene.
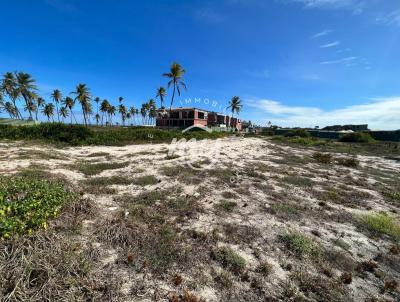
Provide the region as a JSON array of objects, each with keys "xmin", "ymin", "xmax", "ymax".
[{"xmin": 0, "ymin": 62, "xmax": 242, "ymax": 126}]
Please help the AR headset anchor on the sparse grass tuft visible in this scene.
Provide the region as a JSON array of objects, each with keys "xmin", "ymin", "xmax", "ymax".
[
  {"xmin": 211, "ymin": 246, "xmax": 246, "ymax": 274},
  {"xmin": 215, "ymin": 200, "xmax": 237, "ymax": 212},
  {"xmin": 359, "ymin": 212, "xmax": 400, "ymax": 240},
  {"xmin": 281, "ymin": 231, "xmax": 319, "ymax": 258},
  {"xmin": 256, "ymin": 261, "xmax": 274, "ymax": 276},
  {"xmin": 132, "ymin": 175, "xmax": 158, "ymax": 186},
  {"xmin": 75, "ymin": 161, "xmax": 130, "ymax": 176},
  {"xmin": 282, "ymin": 175, "xmax": 314, "ymax": 187},
  {"xmin": 84, "ymin": 175, "xmax": 133, "ymax": 186},
  {"xmin": 336, "ymin": 157, "xmax": 359, "ymax": 168},
  {"xmin": 312, "ymin": 152, "xmax": 332, "ymax": 164}
]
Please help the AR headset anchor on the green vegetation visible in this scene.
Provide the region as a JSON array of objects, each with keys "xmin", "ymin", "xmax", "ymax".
[
  {"xmin": 281, "ymin": 231, "xmax": 319, "ymax": 258},
  {"xmin": 83, "ymin": 175, "xmax": 133, "ymax": 186},
  {"xmin": 215, "ymin": 200, "xmax": 237, "ymax": 212},
  {"xmin": 339, "ymin": 132, "xmax": 375, "ymax": 143},
  {"xmin": 382, "ymin": 190, "xmax": 400, "ymax": 205},
  {"xmin": 211, "ymin": 246, "xmax": 246, "ymax": 274},
  {"xmin": 75, "ymin": 161, "xmax": 130, "ymax": 176},
  {"xmin": 359, "ymin": 212, "xmax": 400, "ymax": 240},
  {"xmin": 0, "ymin": 123, "xmax": 228, "ymax": 146},
  {"xmin": 282, "ymin": 175, "xmax": 315, "ymax": 187},
  {"xmin": 132, "ymin": 175, "xmax": 158, "ymax": 186},
  {"xmin": 284, "ymin": 129, "xmax": 311, "ymax": 138},
  {"xmin": 0, "ymin": 176, "xmax": 73, "ymax": 238},
  {"xmin": 312, "ymin": 152, "xmax": 332, "ymax": 164},
  {"xmin": 336, "ymin": 157, "xmax": 359, "ymax": 168}
]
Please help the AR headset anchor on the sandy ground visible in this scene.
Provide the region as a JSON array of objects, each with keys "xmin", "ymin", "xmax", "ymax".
[{"xmin": 1, "ymin": 137, "xmax": 399, "ymax": 301}]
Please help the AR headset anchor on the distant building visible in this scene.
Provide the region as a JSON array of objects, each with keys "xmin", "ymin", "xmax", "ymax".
[
  {"xmin": 156, "ymin": 107, "xmax": 242, "ymax": 131},
  {"xmin": 322, "ymin": 124, "xmax": 369, "ymax": 132}
]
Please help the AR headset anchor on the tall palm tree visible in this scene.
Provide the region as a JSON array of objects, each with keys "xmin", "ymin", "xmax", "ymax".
[
  {"xmin": 15, "ymin": 72, "xmax": 38, "ymax": 120},
  {"xmin": 129, "ymin": 106, "xmax": 136, "ymax": 126},
  {"xmin": 147, "ymin": 99, "xmax": 157, "ymax": 124},
  {"xmin": 42, "ymin": 103, "xmax": 55, "ymax": 122},
  {"xmin": 118, "ymin": 96, "xmax": 124, "ymax": 104},
  {"xmin": 140, "ymin": 103, "xmax": 148, "ymax": 125},
  {"xmin": 60, "ymin": 106, "xmax": 69, "ymax": 123},
  {"xmin": 51, "ymin": 89, "xmax": 62, "ymax": 122},
  {"xmin": 163, "ymin": 63, "xmax": 187, "ymax": 116},
  {"xmin": 156, "ymin": 87, "xmax": 167, "ymax": 109},
  {"xmin": 118, "ymin": 104, "xmax": 127, "ymax": 126},
  {"xmin": 227, "ymin": 96, "xmax": 243, "ymax": 129},
  {"xmin": 36, "ymin": 97, "xmax": 45, "ymax": 121},
  {"xmin": 94, "ymin": 97, "xmax": 100, "ymax": 126},
  {"xmin": 1, "ymin": 72, "xmax": 22, "ymax": 119},
  {"xmin": 72, "ymin": 84, "xmax": 91, "ymax": 126},
  {"xmin": 63, "ymin": 96, "xmax": 77, "ymax": 124},
  {"xmin": 4, "ymin": 102, "xmax": 17, "ymax": 118},
  {"xmin": 107, "ymin": 105, "xmax": 116, "ymax": 125},
  {"xmin": 100, "ymin": 99, "xmax": 110, "ymax": 126}
]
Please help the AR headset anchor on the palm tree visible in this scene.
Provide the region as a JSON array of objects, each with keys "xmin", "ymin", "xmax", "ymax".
[
  {"xmin": 100, "ymin": 99, "xmax": 110, "ymax": 126},
  {"xmin": 128, "ymin": 107, "xmax": 136, "ymax": 125},
  {"xmin": 15, "ymin": 72, "xmax": 38, "ymax": 120},
  {"xmin": 94, "ymin": 97, "xmax": 100, "ymax": 126},
  {"xmin": 156, "ymin": 87, "xmax": 167, "ymax": 109},
  {"xmin": 25, "ymin": 99, "xmax": 37, "ymax": 119},
  {"xmin": 227, "ymin": 96, "xmax": 243, "ymax": 117},
  {"xmin": 119, "ymin": 96, "xmax": 124, "ymax": 104},
  {"xmin": 51, "ymin": 89, "xmax": 62, "ymax": 122},
  {"xmin": 36, "ymin": 97, "xmax": 45, "ymax": 121},
  {"xmin": 147, "ymin": 99, "xmax": 157, "ymax": 124},
  {"xmin": 72, "ymin": 84, "xmax": 91, "ymax": 126},
  {"xmin": 118, "ymin": 104, "xmax": 127, "ymax": 126},
  {"xmin": 63, "ymin": 97, "xmax": 77, "ymax": 124},
  {"xmin": 60, "ymin": 106, "xmax": 69, "ymax": 123},
  {"xmin": 107, "ymin": 105, "xmax": 116, "ymax": 125},
  {"xmin": 163, "ymin": 63, "xmax": 187, "ymax": 117},
  {"xmin": 1, "ymin": 72, "xmax": 23, "ymax": 119},
  {"xmin": 4, "ymin": 102, "xmax": 17, "ymax": 118},
  {"xmin": 42, "ymin": 103, "xmax": 55, "ymax": 122},
  {"xmin": 140, "ymin": 103, "xmax": 148, "ymax": 125}
]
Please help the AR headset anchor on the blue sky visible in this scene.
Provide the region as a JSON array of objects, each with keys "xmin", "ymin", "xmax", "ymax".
[{"xmin": 1, "ymin": 0, "xmax": 400, "ymax": 129}]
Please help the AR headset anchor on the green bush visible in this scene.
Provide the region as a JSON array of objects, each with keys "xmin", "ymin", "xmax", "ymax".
[
  {"xmin": 0, "ymin": 123, "xmax": 228, "ymax": 146},
  {"xmin": 211, "ymin": 246, "xmax": 246, "ymax": 274},
  {"xmin": 359, "ymin": 212, "xmax": 400, "ymax": 240},
  {"xmin": 0, "ymin": 176, "xmax": 74, "ymax": 238},
  {"xmin": 339, "ymin": 132, "xmax": 375, "ymax": 143},
  {"xmin": 284, "ymin": 129, "xmax": 311, "ymax": 138},
  {"xmin": 0, "ymin": 123, "xmax": 92, "ymax": 145},
  {"xmin": 260, "ymin": 128, "xmax": 275, "ymax": 136},
  {"xmin": 281, "ymin": 231, "xmax": 319, "ymax": 257}
]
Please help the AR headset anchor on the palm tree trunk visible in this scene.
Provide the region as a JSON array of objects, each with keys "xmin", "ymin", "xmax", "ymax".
[{"xmin": 168, "ymin": 83, "xmax": 176, "ymax": 129}]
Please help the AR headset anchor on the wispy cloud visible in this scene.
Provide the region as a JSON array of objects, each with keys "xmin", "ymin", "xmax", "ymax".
[
  {"xmin": 247, "ymin": 97, "xmax": 400, "ymax": 130},
  {"xmin": 312, "ymin": 29, "xmax": 333, "ymax": 38},
  {"xmin": 195, "ymin": 7, "xmax": 225, "ymax": 24},
  {"xmin": 375, "ymin": 9, "xmax": 400, "ymax": 27},
  {"xmin": 291, "ymin": 0, "xmax": 361, "ymax": 9},
  {"xmin": 320, "ymin": 41, "xmax": 340, "ymax": 48},
  {"xmin": 320, "ymin": 56, "xmax": 357, "ymax": 64}
]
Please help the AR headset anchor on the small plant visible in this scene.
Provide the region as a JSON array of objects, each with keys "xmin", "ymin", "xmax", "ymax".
[
  {"xmin": 281, "ymin": 231, "xmax": 319, "ymax": 258},
  {"xmin": 312, "ymin": 152, "xmax": 332, "ymax": 164},
  {"xmin": 215, "ymin": 200, "xmax": 237, "ymax": 212},
  {"xmin": 359, "ymin": 212, "xmax": 400, "ymax": 240},
  {"xmin": 132, "ymin": 175, "xmax": 158, "ymax": 186},
  {"xmin": 211, "ymin": 246, "xmax": 246, "ymax": 274},
  {"xmin": 336, "ymin": 157, "xmax": 359, "ymax": 168},
  {"xmin": 282, "ymin": 175, "xmax": 314, "ymax": 187},
  {"xmin": 339, "ymin": 132, "xmax": 375, "ymax": 143},
  {"xmin": 75, "ymin": 161, "xmax": 130, "ymax": 176},
  {"xmin": 256, "ymin": 261, "xmax": 274, "ymax": 276},
  {"xmin": 0, "ymin": 176, "xmax": 74, "ymax": 238}
]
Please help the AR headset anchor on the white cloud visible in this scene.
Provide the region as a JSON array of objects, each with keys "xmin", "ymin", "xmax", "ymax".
[
  {"xmin": 320, "ymin": 56, "xmax": 357, "ymax": 65},
  {"xmin": 247, "ymin": 97, "xmax": 400, "ymax": 130},
  {"xmin": 320, "ymin": 41, "xmax": 340, "ymax": 48},
  {"xmin": 375, "ymin": 9, "xmax": 400, "ymax": 27},
  {"xmin": 291, "ymin": 0, "xmax": 360, "ymax": 9},
  {"xmin": 312, "ymin": 29, "xmax": 333, "ymax": 38}
]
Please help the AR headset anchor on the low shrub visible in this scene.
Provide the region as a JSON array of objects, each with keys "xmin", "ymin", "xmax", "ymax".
[
  {"xmin": 215, "ymin": 200, "xmax": 237, "ymax": 212},
  {"xmin": 312, "ymin": 152, "xmax": 332, "ymax": 164},
  {"xmin": 339, "ymin": 132, "xmax": 375, "ymax": 143},
  {"xmin": 0, "ymin": 176, "xmax": 74, "ymax": 238},
  {"xmin": 211, "ymin": 246, "xmax": 246, "ymax": 274},
  {"xmin": 281, "ymin": 231, "xmax": 319, "ymax": 258},
  {"xmin": 336, "ymin": 157, "xmax": 359, "ymax": 168},
  {"xmin": 284, "ymin": 129, "xmax": 311, "ymax": 138},
  {"xmin": 359, "ymin": 212, "xmax": 400, "ymax": 240}
]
